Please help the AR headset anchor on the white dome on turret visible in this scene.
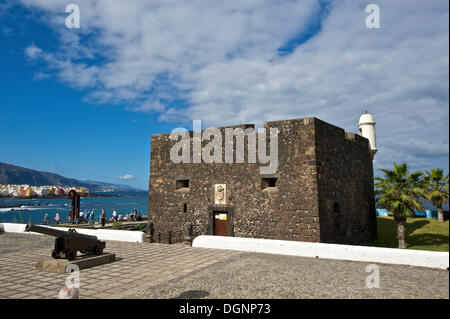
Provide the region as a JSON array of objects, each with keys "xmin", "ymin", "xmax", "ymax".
[
  {"xmin": 358, "ymin": 113, "xmax": 375, "ymax": 125},
  {"xmin": 358, "ymin": 111, "xmax": 377, "ymax": 159}
]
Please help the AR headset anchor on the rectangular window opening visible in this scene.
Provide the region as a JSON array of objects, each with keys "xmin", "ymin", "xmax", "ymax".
[
  {"xmin": 176, "ymin": 179, "xmax": 190, "ymax": 189},
  {"xmin": 262, "ymin": 178, "xmax": 278, "ymax": 189},
  {"xmin": 183, "ymin": 203, "xmax": 187, "ymax": 213},
  {"xmin": 333, "ymin": 203, "xmax": 340, "ymax": 215}
]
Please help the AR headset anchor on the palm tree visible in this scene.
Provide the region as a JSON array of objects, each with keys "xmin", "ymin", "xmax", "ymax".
[
  {"xmin": 375, "ymin": 162, "xmax": 425, "ymax": 248},
  {"xmin": 421, "ymin": 168, "xmax": 449, "ymax": 222}
]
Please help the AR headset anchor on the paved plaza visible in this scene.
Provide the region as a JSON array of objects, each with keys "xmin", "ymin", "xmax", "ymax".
[{"xmin": 0, "ymin": 233, "xmax": 448, "ymax": 299}]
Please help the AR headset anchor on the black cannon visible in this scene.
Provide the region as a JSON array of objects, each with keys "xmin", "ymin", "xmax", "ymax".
[{"xmin": 25, "ymin": 224, "xmax": 106, "ymax": 260}]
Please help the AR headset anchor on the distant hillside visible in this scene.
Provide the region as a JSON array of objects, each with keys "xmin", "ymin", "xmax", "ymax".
[{"xmin": 0, "ymin": 162, "xmax": 144, "ymax": 192}]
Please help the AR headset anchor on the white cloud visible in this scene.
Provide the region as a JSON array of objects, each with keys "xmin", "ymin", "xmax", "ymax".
[
  {"xmin": 32, "ymin": 72, "xmax": 50, "ymax": 80},
  {"xmin": 119, "ymin": 174, "xmax": 134, "ymax": 180},
  {"xmin": 18, "ymin": 0, "xmax": 450, "ymax": 173},
  {"xmin": 25, "ymin": 44, "xmax": 42, "ymax": 59}
]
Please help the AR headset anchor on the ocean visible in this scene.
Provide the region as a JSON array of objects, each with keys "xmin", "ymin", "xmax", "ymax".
[{"xmin": 0, "ymin": 192, "xmax": 148, "ymax": 224}]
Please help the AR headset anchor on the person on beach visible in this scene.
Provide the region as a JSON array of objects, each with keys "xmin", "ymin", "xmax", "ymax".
[
  {"xmin": 54, "ymin": 213, "xmax": 60, "ymax": 225},
  {"xmin": 100, "ymin": 208, "xmax": 106, "ymax": 227},
  {"xmin": 79, "ymin": 210, "xmax": 85, "ymax": 223},
  {"xmin": 112, "ymin": 208, "xmax": 117, "ymax": 221},
  {"xmin": 42, "ymin": 213, "xmax": 49, "ymax": 225},
  {"xmin": 118, "ymin": 213, "xmax": 123, "ymax": 221}
]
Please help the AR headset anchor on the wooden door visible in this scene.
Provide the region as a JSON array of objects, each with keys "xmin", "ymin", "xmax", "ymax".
[{"xmin": 214, "ymin": 211, "xmax": 228, "ymax": 236}]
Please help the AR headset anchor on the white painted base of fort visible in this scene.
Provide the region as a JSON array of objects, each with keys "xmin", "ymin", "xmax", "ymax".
[
  {"xmin": 1, "ymin": 223, "xmax": 145, "ymax": 243},
  {"xmin": 192, "ymin": 235, "xmax": 449, "ymax": 270}
]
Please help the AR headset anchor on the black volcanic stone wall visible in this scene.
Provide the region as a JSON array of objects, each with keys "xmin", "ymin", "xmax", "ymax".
[
  {"xmin": 314, "ymin": 119, "xmax": 377, "ymax": 245},
  {"xmin": 148, "ymin": 117, "xmax": 376, "ymax": 245}
]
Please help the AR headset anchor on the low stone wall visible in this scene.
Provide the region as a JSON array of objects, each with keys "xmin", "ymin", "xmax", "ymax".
[
  {"xmin": 0, "ymin": 223, "xmax": 145, "ymax": 243},
  {"xmin": 192, "ymin": 235, "xmax": 449, "ymax": 269}
]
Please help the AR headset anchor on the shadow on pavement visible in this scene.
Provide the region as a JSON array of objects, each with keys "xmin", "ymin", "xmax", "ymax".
[{"xmin": 172, "ymin": 290, "xmax": 210, "ymax": 299}]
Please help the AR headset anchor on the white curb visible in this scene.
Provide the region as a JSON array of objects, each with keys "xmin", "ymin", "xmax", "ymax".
[
  {"xmin": 0, "ymin": 223, "xmax": 145, "ymax": 243},
  {"xmin": 192, "ymin": 235, "xmax": 449, "ymax": 270}
]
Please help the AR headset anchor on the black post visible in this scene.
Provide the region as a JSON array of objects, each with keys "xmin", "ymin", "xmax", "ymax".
[
  {"xmin": 71, "ymin": 197, "xmax": 76, "ymax": 224},
  {"xmin": 76, "ymin": 195, "xmax": 80, "ymax": 223}
]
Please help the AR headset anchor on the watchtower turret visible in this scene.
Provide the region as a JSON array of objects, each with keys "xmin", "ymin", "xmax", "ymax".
[{"xmin": 358, "ymin": 111, "xmax": 377, "ymax": 159}]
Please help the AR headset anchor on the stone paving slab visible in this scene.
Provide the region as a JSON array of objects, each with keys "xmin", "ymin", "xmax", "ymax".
[
  {"xmin": 0, "ymin": 233, "xmax": 241, "ymax": 299},
  {"xmin": 126, "ymin": 252, "xmax": 449, "ymax": 299},
  {"xmin": 0, "ymin": 233, "xmax": 448, "ymax": 299}
]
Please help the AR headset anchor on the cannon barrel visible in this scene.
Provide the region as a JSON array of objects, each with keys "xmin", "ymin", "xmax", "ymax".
[{"xmin": 25, "ymin": 224, "xmax": 99, "ymax": 241}]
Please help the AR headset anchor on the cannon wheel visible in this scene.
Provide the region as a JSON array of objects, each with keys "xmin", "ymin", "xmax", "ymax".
[
  {"xmin": 95, "ymin": 247, "xmax": 103, "ymax": 255},
  {"xmin": 65, "ymin": 250, "xmax": 76, "ymax": 260},
  {"xmin": 52, "ymin": 249, "xmax": 60, "ymax": 259}
]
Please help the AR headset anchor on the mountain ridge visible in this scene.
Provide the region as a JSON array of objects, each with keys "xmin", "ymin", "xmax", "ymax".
[{"xmin": 0, "ymin": 162, "xmax": 144, "ymax": 192}]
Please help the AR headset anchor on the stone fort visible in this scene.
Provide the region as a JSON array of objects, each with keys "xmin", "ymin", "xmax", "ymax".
[{"xmin": 148, "ymin": 116, "xmax": 377, "ymax": 245}]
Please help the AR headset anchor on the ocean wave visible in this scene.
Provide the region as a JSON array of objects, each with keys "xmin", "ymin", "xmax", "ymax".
[{"xmin": 0, "ymin": 206, "xmax": 62, "ymax": 213}]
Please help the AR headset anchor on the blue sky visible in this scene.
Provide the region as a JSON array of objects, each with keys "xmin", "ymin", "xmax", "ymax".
[
  {"xmin": 0, "ymin": 3, "xmax": 175, "ymax": 189},
  {"xmin": 0, "ymin": 0, "xmax": 448, "ymax": 190}
]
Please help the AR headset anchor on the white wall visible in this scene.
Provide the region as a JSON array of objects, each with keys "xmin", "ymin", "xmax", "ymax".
[
  {"xmin": 1, "ymin": 223, "xmax": 145, "ymax": 243},
  {"xmin": 193, "ymin": 235, "xmax": 449, "ymax": 269}
]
